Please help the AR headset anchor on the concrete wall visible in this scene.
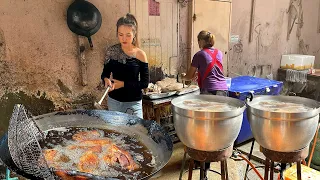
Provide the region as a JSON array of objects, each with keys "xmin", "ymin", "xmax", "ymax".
[
  {"xmin": 0, "ymin": 0, "xmax": 129, "ymax": 97},
  {"xmin": 229, "ymin": 0, "xmax": 320, "ymax": 78},
  {"xmin": 0, "ymin": 0, "xmax": 129, "ymax": 134}
]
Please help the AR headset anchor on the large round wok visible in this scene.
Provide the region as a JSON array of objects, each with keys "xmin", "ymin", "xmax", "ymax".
[{"xmin": 0, "ymin": 110, "xmax": 173, "ymax": 179}]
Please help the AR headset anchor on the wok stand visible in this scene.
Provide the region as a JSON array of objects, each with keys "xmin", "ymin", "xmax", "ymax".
[
  {"xmin": 179, "ymin": 145, "xmax": 233, "ymax": 180},
  {"xmin": 261, "ymin": 146, "xmax": 308, "ymax": 180}
]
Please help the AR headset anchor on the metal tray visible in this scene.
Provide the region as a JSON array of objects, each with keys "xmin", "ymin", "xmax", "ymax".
[
  {"xmin": 176, "ymin": 86, "xmax": 200, "ymax": 96},
  {"xmin": 143, "ymin": 91, "xmax": 177, "ymax": 100}
]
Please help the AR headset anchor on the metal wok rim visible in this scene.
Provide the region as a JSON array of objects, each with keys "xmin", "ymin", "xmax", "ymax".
[{"xmin": 246, "ymin": 95, "xmax": 320, "ymax": 120}]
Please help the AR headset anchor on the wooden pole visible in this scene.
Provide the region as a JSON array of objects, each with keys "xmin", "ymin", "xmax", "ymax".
[
  {"xmin": 249, "ymin": 0, "xmax": 256, "ymax": 43},
  {"xmin": 78, "ymin": 36, "xmax": 87, "ymax": 86},
  {"xmin": 318, "ymin": 0, "xmax": 320, "ymax": 33}
]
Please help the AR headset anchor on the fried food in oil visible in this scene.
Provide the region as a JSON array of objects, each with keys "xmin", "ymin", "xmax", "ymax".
[
  {"xmin": 72, "ymin": 130, "xmax": 102, "ymax": 141},
  {"xmin": 67, "ymin": 145, "xmax": 102, "ymax": 153},
  {"xmin": 104, "ymin": 144, "xmax": 139, "ymax": 171},
  {"xmin": 78, "ymin": 151, "xmax": 99, "ymax": 173},
  {"xmin": 80, "ymin": 139, "xmax": 112, "ymax": 146}
]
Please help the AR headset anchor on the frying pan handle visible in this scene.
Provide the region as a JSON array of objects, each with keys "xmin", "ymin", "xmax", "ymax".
[
  {"xmin": 88, "ymin": 36, "xmax": 93, "ymax": 48},
  {"xmin": 246, "ymin": 91, "xmax": 254, "ymax": 102}
]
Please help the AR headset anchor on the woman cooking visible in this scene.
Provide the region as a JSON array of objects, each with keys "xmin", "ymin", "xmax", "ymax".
[
  {"xmin": 181, "ymin": 30, "xmax": 228, "ymax": 177},
  {"xmin": 101, "ymin": 13, "xmax": 149, "ymax": 119},
  {"xmin": 182, "ymin": 30, "xmax": 228, "ymax": 96}
]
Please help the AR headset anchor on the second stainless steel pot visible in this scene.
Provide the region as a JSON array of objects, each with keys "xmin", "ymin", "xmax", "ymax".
[
  {"xmin": 172, "ymin": 94, "xmax": 246, "ymax": 151},
  {"xmin": 247, "ymin": 95, "xmax": 320, "ymax": 152}
]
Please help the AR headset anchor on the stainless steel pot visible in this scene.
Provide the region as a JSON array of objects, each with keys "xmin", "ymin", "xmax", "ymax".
[
  {"xmin": 247, "ymin": 95, "xmax": 320, "ymax": 152},
  {"xmin": 171, "ymin": 94, "xmax": 246, "ymax": 151}
]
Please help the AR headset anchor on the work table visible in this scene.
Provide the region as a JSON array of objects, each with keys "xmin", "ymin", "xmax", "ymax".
[
  {"xmin": 278, "ymin": 68, "xmax": 320, "ymax": 82},
  {"xmin": 142, "ymin": 90, "xmax": 200, "ymax": 124},
  {"xmin": 278, "ymin": 68, "xmax": 320, "ymax": 101}
]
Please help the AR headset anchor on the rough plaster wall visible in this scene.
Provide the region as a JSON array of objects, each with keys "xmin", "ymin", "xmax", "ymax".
[
  {"xmin": 0, "ymin": 0, "xmax": 129, "ymax": 108},
  {"xmin": 300, "ymin": 0, "xmax": 320, "ymax": 68},
  {"xmin": 178, "ymin": 2, "xmax": 191, "ymax": 74},
  {"xmin": 229, "ymin": 0, "xmax": 320, "ymax": 78}
]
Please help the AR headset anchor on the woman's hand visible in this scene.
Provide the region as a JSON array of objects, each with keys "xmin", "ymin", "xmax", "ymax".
[
  {"xmin": 112, "ymin": 79, "xmax": 124, "ymax": 90},
  {"xmin": 104, "ymin": 78, "xmax": 115, "ymax": 91},
  {"xmin": 181, "ymin": 73, "xmax": 187, "ymax": 80},
  {"xmin": 182, "ymin": 66, "xmax": 197, "ymax": 81}
]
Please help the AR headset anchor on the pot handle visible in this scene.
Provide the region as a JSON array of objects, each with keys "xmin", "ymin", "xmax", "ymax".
[
  {"xmin": 246, "ymin": 91, "xmax": 254, "ymax": 102},
  {"xmin": 88, "ymin": 36, "xmax": 93, "ymax": 48}
]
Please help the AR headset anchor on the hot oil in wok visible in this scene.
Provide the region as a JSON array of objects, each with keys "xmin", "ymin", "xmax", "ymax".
[{"xmin": 39, "ymin": 127, "xmax": 155, "ymax": 180}]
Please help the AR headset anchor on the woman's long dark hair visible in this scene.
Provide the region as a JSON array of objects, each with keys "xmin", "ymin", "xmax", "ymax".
[{"xmin": 116, "ymin": 13, "xmax": 140, "ymax": 47}]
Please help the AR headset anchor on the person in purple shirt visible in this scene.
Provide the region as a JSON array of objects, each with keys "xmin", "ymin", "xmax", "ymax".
[
  {"xmin": 181, "ymin": 30, "xmax": 228, "ymax": 177},
  {"xmin": 182, "ymin": 30, "xmax": 228, "ymax": 96}
]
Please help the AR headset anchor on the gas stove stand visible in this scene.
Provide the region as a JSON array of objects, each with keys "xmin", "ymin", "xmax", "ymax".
[
  {"xmin": 179, "ymin": 145, "xmax": 233, "ymax": 180},
  {"xmin": 261, "ymin": 146, "xmax": 309, "ymax": 180}
]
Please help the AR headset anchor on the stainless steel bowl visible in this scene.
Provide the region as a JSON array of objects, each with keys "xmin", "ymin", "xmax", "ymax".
[
  {"xmin": 247, "ymin": 95, "xmax": 320, "ymax": 152},
  {"xmin": 171, "ymin": 94, "xmax": 246, "ymax": 151}
]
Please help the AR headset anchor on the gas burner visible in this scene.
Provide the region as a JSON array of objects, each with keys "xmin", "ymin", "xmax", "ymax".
[
  {"xmin": 185, "ymin": 145, "xmax": 233, "ymax": 162},
  {"xmin": 179, "ymin": 145, "xmax": 233, "ymax": 180},
  {"xmin": 261, "ymin": 146, "xmax": 309, "ymax": 180}
]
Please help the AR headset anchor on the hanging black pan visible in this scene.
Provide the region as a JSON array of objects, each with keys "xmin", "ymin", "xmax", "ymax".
[
  {"xmin": 0, "ymin": 110, "xmax": 173, "ymax": 180},
  {"xmin": 67, "ymin": 0, "xmax": 102, "ymax": 48}
]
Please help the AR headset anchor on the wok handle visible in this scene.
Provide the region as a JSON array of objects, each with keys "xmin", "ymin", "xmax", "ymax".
[
  {"xmin": 288, "ymin": 92, "xmax": 296, "ymax": 96},
  {"xmin": 246, "ymin": 91, "xmax": 254, "ymax": 102},
  {"xmin": 98, "ymin": 80, "xmax": 114, "ymax": 104},
  {"xmin": 88, "ymin": 36, "xmax": 93, "ymax": 48}
]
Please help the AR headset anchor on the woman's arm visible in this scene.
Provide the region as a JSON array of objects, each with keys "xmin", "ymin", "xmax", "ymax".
[
  {"xmin": 182, "ymin": 66, "xmax": 197, "ymax": 80},
  {"xmin": 101, "ymin": 63, "xmax": 111, "ymax": 81},
  {"xmin": 101, "ymin": 47, "xmax": 115, "ymax": 90}
]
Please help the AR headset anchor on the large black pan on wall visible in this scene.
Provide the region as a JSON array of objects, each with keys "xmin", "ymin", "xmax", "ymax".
[{"xmin": 67, "ymin": 0, "xmax": 102, "ymax": 48}]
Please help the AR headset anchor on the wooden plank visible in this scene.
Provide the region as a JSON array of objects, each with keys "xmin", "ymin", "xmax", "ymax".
[
  {"xmin": 134, "ymin": 0, "xmax": 178, "ymax": 79},
  {"xmin": 155, "ymin": 15, "xmax": 161, "ymax": 68},
  {"xmin": 135, "ymin": 0, "xmax": 143, "ymax": 41},
  {"xmin": 170, "ymin": 1, "xmax": 179, "ymax": 75},
  {"xmin": 148, "ymin": 15, "xmax": 157, "ymax": 62},
  {"xmin": 129, "ymin": 0, "xmax": 136, "ymax": 14},
  {"xmin": 249, "ymin": 0, "xmax": 256, "ymax": 43},
  {"xmin": 193, "ymin": 0, "xmax": 231, "ymax": 74},
  {"xmin": 165, "ymin": 3, "xmax": 173, "ymax": 75},
  {"xmin": 141, "ymin": 0, "xmax": 149, "ymax": 52},
  {"xmin": 318, "ymin": 0, "xmax": 320, "ymax": 33},
  {"xmin": 160, "ymin": 2, "xmax": 168, "ymax": 73},
  {"xmin": 148, "ymin": 2, "xmax": 157, "ymax": 82},
  {"xmin": 154, "ymin": 1, "xmax": 161, "ymax": 69}
]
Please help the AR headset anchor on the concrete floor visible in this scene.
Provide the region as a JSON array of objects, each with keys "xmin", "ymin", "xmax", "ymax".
[{"xmin": 151, "ymin": 142, "xmax": 279, "ymax": 180}]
